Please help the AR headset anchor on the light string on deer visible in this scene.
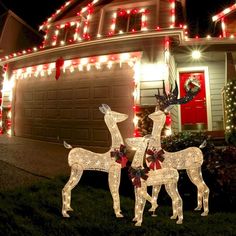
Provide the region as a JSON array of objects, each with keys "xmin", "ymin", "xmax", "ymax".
[
  {"xmin": 147, "ymin": 80, "xmax": 210, "ymax": 216},
  {"xmin": 62, "ymin": 104, "xmax": 128, "ymax": 218},
  {"xmin": 126, "ymin": 135, "xmax": 183, "ymax": 226}
]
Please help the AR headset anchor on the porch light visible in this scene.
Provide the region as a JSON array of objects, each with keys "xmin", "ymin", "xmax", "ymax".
[{"xmin": 191, "ymin": 50, "xmax": 201, "ymax": 60}]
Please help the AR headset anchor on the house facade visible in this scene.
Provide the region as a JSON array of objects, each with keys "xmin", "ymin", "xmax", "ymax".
[{"xmin": 0, "ymin": 0, "xmax": 235, "ymax": 150}]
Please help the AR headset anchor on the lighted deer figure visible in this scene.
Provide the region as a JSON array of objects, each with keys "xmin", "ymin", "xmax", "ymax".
[
  {"xmin": 62, "ymin": 104, "xmax": 128, "ymax": 218},
  {"xmin": 148, "ymin": 81, "xmax": 209, "ymax": 216},
  {"xmin": 126, "ymin": 136, "xmax": 183, "ymax": 226}
]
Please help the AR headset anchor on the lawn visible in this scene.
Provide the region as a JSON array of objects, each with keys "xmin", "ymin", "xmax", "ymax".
[{"xmin": 0, "ymin": 172, "xmax": 235, "ymax": 236}]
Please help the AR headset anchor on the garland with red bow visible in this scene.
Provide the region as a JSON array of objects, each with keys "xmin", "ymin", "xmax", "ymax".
[
  {"xmin": 128, "ymin": 166, "xmax": 149, "ymax": 188},
  {"xmin": 146, "ymin": 148, "xmax": 165, "ymax": 170},
  {"xmin": 110, "ymin": 144, "xmax": 128, "ymax": 168}
]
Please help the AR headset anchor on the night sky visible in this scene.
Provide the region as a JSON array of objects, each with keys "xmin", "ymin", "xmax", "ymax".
[{"xmin": 0, "ymin": 0, "xmax": 235, "ymax": 37}]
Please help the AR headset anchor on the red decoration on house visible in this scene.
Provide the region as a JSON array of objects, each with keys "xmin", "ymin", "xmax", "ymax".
[
  {"xmin": 165, "ymin": 114, "xmax": 172, "ymax": 126},
  {"xmin": 3, "ymin": 64, "xmax": 8, "ymax": 72},
  {"xmin": 55, "ymin": 57, "xmax": 64, "ymax": 80}
]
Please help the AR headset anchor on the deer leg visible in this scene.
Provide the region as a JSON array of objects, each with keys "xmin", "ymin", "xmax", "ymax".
[
  {"xmin": 133, "ymin": 187, "xmax": 138, "ymax": 221},
  {"xmin": 149, "ymin": 185, "xmax": 161, "ymax": 212},
  {"xmin": 108, "ymin": 164, "xmax": 123, "ymax": 218},
  {"xmin": 135, "ymin": 184, "xmax": 147, "ymax": 226},
  {"xmin": 165, "ymin": 183, "xmax": 183, "ymax": 224},
  {"xmin": 186, "ymin": 167, "xmax": 209, "ymax": 215},
  {"xmin": 62, "ymin": 164, "xmax": 83, "ymax": 217}
]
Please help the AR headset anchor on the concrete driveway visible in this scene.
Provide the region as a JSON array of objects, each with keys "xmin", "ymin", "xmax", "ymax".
[{"xmin": 0, "ymin": 135, "xmax": 71, "ymax": 191}]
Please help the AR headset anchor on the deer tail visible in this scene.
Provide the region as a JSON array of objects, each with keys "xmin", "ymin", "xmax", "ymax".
[{"xmin": 63, "ymin": 141, "xmax": 73, "ymax": 149}]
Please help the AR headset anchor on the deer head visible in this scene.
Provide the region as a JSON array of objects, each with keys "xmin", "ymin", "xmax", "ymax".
[
  {"xmin": 99, "ymin": 104, "xmax": 128, "ymax": 123},
  {"xmin": 155, "ymin": 80, "xmax": 198, "ymax": 112}
]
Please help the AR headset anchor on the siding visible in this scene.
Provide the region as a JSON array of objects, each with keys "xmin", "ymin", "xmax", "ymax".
[
  {"xmin": 169, "ymin": 55, "xmax": 178, "ymax": 133},
  {"xmin": 159, "ymin": 0, "xmax": 171, "ymax": 28}
]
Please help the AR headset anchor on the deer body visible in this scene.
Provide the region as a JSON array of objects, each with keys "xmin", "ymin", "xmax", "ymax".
[
  {"xmin": 62, "ymin": 104, "xmax": 128, "ymax": 218},
  {"xmin": 148, "ymin": 110, "xmax": 209, "ymax": 216},
  {"xmin": 126, "ymin": 137, "xmax": 183, "ymax": 226}
]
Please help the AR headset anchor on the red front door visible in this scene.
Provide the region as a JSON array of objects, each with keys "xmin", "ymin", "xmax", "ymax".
[{"xmin": 179, "ymin": 72, "xmax": 207, "ymax": 130}]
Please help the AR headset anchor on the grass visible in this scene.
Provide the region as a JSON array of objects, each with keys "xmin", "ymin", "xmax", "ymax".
[{"xmin": 0, "ymin": 173, "xmax": 235, "ymax": 236}]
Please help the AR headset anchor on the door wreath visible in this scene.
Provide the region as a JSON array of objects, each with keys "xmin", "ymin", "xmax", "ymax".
[{"xmin": 184, "ymin": 77, "xmax": 201, "ymax": 93}]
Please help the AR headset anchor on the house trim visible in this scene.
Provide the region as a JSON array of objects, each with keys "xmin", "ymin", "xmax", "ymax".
[
  {"xmin": 0, "ymin": 29, "xmax": 184, "ymax": 65},
  {"xmin": 177, "ymin": 66, "xmax": 212, "ymax": 132}
]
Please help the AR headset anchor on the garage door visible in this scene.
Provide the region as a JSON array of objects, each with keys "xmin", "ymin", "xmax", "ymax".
[{"xmin": 14, "ymin": 63, "xmax": 134, "ymax": 150}]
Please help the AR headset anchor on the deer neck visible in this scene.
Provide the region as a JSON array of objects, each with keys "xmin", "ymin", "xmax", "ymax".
[
  {"xmin": 131, "ymin": 147, "xmax": 146, "ymax": 168},
  {"xmin": 105, "ymin": 118, "xmax": 124, "ymax": 149},
  {"xmin": 151, "ymin": 114, "xmax": 166, "ymax": 148}
]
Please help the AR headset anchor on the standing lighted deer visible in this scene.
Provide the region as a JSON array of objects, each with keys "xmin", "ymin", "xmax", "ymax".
[
  {"xmin": 147, "ymin": 81, "xmax": 209, "ymax": 216},
  {"xmin": 62, "ymin": 104, "xmax": 128, "ymax": 218},
  {"xmin": 126, "ymin": 136, "xmax": 183, "ymax": 226}
]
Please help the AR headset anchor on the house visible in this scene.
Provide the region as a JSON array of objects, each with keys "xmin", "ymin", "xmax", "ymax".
[
  {"xmin": 0, "ymin": 0, "xmax": 235, "ymax": 149},
  {"xmin": 0, "ymin": 9, "xmax": 42, "ymax": 134}
]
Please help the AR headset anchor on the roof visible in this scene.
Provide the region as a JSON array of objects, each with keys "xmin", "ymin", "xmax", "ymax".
[
  {"xmin": 39, "ymin": 0, "xmax": 102, "ymax": 31},
  {"xmin": 0, "ymin": 12, "xmax": 8, "ymax": 38},
  {"xmin": 212, "ymin": 3, "xmax": 236, "ymax": 22}
]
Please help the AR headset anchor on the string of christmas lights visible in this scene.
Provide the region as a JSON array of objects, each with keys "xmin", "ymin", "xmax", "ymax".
[{"xmin": 225, "ymin": 80, "xmax": 236, "ymax": 145}]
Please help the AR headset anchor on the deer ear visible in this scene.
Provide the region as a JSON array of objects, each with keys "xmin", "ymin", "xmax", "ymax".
[
  {"xmin": 99, "ymin": 106, "xmax": 106, "ymax": 114},
  {"xmin": 102, "ymin": 104, "xmax": 111, "ymax": 111}
]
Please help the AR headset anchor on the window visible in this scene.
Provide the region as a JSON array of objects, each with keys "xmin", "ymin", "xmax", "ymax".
[
  {"xmin": 115, "ymin": 9, "xmax": 143, "ymax": 34},
  {"xmin": 57, "ymin": 23, "xmax": 77, "ymax": 44}
]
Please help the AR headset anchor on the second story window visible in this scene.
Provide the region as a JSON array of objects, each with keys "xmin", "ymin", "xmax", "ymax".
[
  {"xmin": 57, "ymin": 23, "xmax": 77, "ymax": 44},
  {"xmin": 109, "ymin": 8, "xmax": 148, "ymax": 35},
  {"xmin": 115, "ymin": 9, "xmax": 142, "ymax": 33}
]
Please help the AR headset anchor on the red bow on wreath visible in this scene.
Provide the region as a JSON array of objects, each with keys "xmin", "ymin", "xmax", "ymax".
[
  {"xmin": 110, "ymin": 144, "xmax": 128, "ymax": 168},
  {"xmin": 128, "ymin": 166, "xmax": 149, "ymax": 188},
  {"xmin": 146, "ymin": 149, "xmax": 165, "ymax": 170},
  {"xmin": 55, "ymin": 57, "xmax": 64, "ymax": 80}
]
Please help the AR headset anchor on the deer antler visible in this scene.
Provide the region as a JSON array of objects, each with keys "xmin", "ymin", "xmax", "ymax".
[{"xmin": 155, "ymin": 81, "xmax": 198, "ymax": 111}]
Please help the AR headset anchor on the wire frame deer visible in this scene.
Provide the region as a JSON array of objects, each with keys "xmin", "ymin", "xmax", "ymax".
[
  {"xmin": 62, "ymin": 104, "xmax": 128, "ymax": 218},
  {"xmin": 148, "ymin": 81, "xmax": 209, "ymax": 216},
  {"xmin": 126, "ymin": 136, "xmax": 183, "ymax": 226}
]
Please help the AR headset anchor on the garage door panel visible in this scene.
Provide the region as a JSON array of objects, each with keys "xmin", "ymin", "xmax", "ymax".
[
  {"xmin": 32, "ymin": 109, "xmax": 43, "ymax": 118},
  {"xmin": 45, "ymin": 101, "xmax": 58, "ymax": 108},
  {"xmin": 74, "ymin": 108, "xmax": 90, "ymax": 119},
  {"xmin": 57, "ymin": 89, "xmax": 74, "ymax": 100},
  {"xmin": 74, "ymin": 87, "xmax": 90, "ymax": 99},
  {"xmin": 93, "ymin": 86, "xmax": 110, "ymax": 98},
  {"xmin": 73, "ymin": 128, "xmax": 90, "ymax": 140},
  {"xmin": 47, "ymin": 90, "xmax": 57, "ymax": 100},
  {"xmin": 93, "ymin": 129, "xmax": 110, "ymax": 142}
]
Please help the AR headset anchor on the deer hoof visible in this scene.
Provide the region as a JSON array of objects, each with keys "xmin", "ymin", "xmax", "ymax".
[
  {"xmin": 148, "ymin": 203, "xmax": 158, "ymax": 212},
  {"xmin": 194, "ymin": 206, "xmax": 202, "ymax": 211},
  {"xmin": 116, "ymin": 212, "xmax": 124, "ymax": 218},
  {"xmin": 132, "ymin": 217, "xmax": 138, "ymax": 222},
  {"xmin": 201, "ymin": 211, "xmax": 208, "ymax": 216},
  {"xmin": 170, "ymin": 215, "xmax": 177, "ymax": 220},
  {"xmin": 62, "ymin": 211, "xmax": 70, "ymax": 218},
  {"xmin": 176, "ymin": 219, "xmax": 183, "ymax": 224},
  {"xmin": 135, "ymin": 221, "xmax": 142, "ymax": 227},
  {"xmin": 67, "ymin": 207, "xmax": 74, "ymax": 212}
]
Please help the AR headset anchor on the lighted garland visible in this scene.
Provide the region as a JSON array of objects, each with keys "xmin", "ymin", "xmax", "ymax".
[{"xmin": 225, "ymin": 80, "xmax": 236, "ymax": 146}]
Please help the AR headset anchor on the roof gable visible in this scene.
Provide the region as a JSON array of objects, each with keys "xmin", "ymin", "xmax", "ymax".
[
  {"xmin": 39, "ymin": 0, "xmax": 102, "ymax": 31},
  {"xmin": 212, "ymin": 3, "xmax": 236, "ymax": 22}
]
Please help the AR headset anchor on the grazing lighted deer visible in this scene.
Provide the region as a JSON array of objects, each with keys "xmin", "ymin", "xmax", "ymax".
[
  {"xmin": 148, "ymin": 81, "xmax": 209, "ymax": 216},
  {"xmin": 126, "ymin": 136, "xmax": 183, "ymax": 226},
  {"xmin": 62, "ymin": 104, "xmax": 128, "ymax": 218}
]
